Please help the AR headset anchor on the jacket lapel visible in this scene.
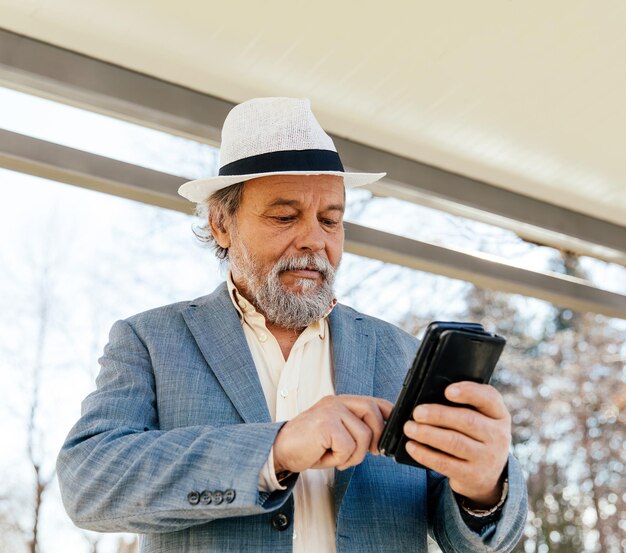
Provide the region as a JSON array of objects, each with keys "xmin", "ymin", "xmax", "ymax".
[
  {"xmin": 329, "ymin": 305, "xmax": 376, "ymax": 513},
  {"xmin": 181, "ymin": 282, "xmax": 272, "ymax": 424},
  {"xmin": 183, "ymin": 286, "xmax": 376, "ymax": 510}
]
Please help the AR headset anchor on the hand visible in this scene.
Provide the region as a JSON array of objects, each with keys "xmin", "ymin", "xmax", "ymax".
[
  {"xmin": 403, "ymin": 382, "xmax": 511, "ymax": 507},
  {"xmin": 273, "ymin": 395, "xmax": 394, "ymax": 474}
]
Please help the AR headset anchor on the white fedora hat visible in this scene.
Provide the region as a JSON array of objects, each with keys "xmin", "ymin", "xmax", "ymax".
[{"xmin": 178, "ymin": 97, "xmax": 386, "ymax": 203}]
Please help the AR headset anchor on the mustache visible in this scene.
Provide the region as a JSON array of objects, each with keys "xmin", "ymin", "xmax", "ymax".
[{"xmin": 273, "ymin": 254, "xmax": 334, "ymax": 279}]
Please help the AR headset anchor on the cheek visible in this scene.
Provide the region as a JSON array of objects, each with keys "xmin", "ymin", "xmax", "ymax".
[
  {"xmin": 327, "ymin": 234, "xmax": 344, "ymax": 267},
  {"xmin": 245, "ymin": 231, "xmax": 293, "ymax": 263}
]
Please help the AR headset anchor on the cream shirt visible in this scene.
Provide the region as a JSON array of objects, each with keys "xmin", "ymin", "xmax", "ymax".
[{"xmin": 227, "ymin": 275, "xmax": 337, "ymax": 553}]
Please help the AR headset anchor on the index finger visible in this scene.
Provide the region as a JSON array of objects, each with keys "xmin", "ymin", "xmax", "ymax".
[
  {"xmin": 338, "ymin": 395, "xmax": 394, "ymax": 420},
  {"xmin": 337, "ymin": 395, "xmax": 394, "ymax": 453},
  {"xmin": 374, "ymin": 397, "xmax": 394, "ymax": 420},
  {"xmin": 444, "ymin": 382, "xmax": 509, "ymax": 420}
]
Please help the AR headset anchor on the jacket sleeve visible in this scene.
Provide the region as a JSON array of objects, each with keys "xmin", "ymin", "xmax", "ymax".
[
  {"xmin": 56, "ymin": 319, "xmax": 294, "ymax": 534},
  {"xmin": 427, "ymin": 454, "xmax": 528, "ymax": 553}
]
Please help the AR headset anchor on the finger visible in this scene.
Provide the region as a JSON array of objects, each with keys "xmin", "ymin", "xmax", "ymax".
[
  {"xmin": 412, "ymin": 404, "xmax": 489, "ymax": 442},
  {"xmin": 444, "ymin": 382, "xmax": 509, "ymax": 420},
  {"xmin": 337, "ymin": 396, "xmax": 390, "ymax": 453},
  {"xmin": 339, "ymin": 395, "xmax": 394, "ymax": 420},
  {"xmin": 343, "ymin": 399, "xmax": 385, "ymax": 455},
  {"xmin": 405, "ymin": 440, "xmax": 468, "ymax": 480},
  {"xmin": 374, "ymin": 398, "xmax": 394, "ymax": 420},
  {"xmin": 337, "ymin": 412, "xmax": 373, "ymax": 469},
  {"xmin": 362, "ymin": 407, "xmax": 384, "ymax": 455},
  {"xmin": 403, "ymin": 421, "xmax": 479, "ymax": 461},
  {"xmin": 315, "ymin": 421, "xmax": 357, "ymax": 469}
]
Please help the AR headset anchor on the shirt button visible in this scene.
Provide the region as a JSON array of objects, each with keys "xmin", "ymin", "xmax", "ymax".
[
  {"xmin": 280, "ymin": 388, "xmax": 289, "ymax": 398},
  {"xmin": 259, "ymin": 333, "xmax": 268, "ymax": 342}
]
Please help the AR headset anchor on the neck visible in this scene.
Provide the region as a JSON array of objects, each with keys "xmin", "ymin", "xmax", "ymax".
[{"xmin": 266, "ymin": 321, "xmax": 305, "ymax": 360}]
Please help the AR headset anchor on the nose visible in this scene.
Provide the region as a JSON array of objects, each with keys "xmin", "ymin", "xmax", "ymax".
[{"xmin": 294, "ymin": 216, "xmax": 325, "ymax": 253}]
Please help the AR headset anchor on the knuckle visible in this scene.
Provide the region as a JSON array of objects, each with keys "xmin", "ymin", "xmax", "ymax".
[
  {"xmin": 358, "ymin": 424, "xmax": 373, "ymax": 443},
  {"xmin": 488, "ymin": 386, "xmax": 504, "ymax": 405},
  {"xmin": 455, "ymin": 464, "xmax": 472, "ymax": 482},
  {"xmin": 339, "ymin": 441, "xmax": 356, "ymax": 461},
  {"xmin": 436, "ymin": 456, "xmax": 451, "ymax": 474},
  {"xmin": 477, "ymin": 383, "xmax": 493, "ymax": 400},
  {"xmin": 464, "ymin": 410, "xmax": 479, "ymax": 430},
  {"xmin": 493, "ymin": 421, "xmax": 511, "ymax": 442},
  {"xmin": 448, "ymin": 432, "xmax": 463, "ymax": 454},
  {"xmin": 484, "ymin": 382, "xmax": 497, "ymax": 393},
  {"xmin": 499, "ymin": 428, "xmax": 512, "ymax": 448}
]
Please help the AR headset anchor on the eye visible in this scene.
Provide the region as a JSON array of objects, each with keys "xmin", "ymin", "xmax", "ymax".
[
  {"xmin": 320, "ymin": 218, "xmax": 340, "ymax": 227},
  {"xmin": 273, "ymin": 216, "xmax": 296, "ymax": 223}
]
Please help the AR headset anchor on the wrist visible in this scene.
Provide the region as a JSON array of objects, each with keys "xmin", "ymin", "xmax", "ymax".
[
  {"xmin": 459, "ymin": 461, "xmax": 509, "ymax": 510},
  {"xmin": 271, "ymin": 442, "xmax": 294, "ymax": 484},
  {"xmin": 459, "ymin": 478, "xmax": 508, "ymax": 515},
  {"xmin": 273, "ymin": 454, "xmax": 284, "ymax": 474},
  {"xmin": 461, "ymin": 484, "xmax": 503, "ymax": 510},
  {"xmin": 272, "ymin": 424, "xmax": 289, "ymax": 474}
]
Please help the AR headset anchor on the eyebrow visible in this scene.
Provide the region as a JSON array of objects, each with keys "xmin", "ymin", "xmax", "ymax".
[{"xmin": 267, "ymin": 198, "xmax": 345, "ymax": 212}]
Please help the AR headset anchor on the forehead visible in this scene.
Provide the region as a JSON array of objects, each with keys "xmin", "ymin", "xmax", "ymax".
[{"xmin": 241, "ymin": 174, "xmax": 345, "ymax": 208}]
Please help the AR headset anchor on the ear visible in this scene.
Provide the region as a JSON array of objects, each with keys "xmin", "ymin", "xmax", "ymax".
[{"xmin": 209, "ymin": 213, "xmax": 232, "ymax": 249}]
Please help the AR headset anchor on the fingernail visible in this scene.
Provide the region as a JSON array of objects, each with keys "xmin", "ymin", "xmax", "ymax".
[
  {"xmin": 413, "ymin": 406, "xmax": 427, "ymax": 421},
  {"xmin": 404, "ymin": 421, "xmax": 418, "ymax": 435},
  {"xmin": 447, "ymin": 384, "xmax": 461, "ymax": 398}
]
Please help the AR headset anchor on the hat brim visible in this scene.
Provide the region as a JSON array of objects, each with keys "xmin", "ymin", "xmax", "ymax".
[{"xmin": 178, "ymin": 171, "xmax": 386, "ymax": 203}]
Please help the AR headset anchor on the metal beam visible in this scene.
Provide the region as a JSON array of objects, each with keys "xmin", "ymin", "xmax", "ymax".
[
  {"xmin": 0, "ymin": 27, "xmax": 231, "ymax": 145},
  {"xmin": 344, "ymin": 223, "xmax": 626, "ymax": 319},
  {"xmin": 337, "ymin": 138, "xmax": 626, "ymax": 266},
  {"xmin": 1, "ymin": 28, "xmax": 625, "ymax": 266},
  {"xmin": 0, "ymin": 129, "xmax": 190, "ymax": 213},
  {"xmin": 1, "ymin": 129, "xmax": 624, "ymax": 319}
]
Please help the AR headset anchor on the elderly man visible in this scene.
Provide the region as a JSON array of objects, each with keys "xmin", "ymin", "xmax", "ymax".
[{"xmin": 57, "ymin": 97, "xmax": 527, "ymax": 552}]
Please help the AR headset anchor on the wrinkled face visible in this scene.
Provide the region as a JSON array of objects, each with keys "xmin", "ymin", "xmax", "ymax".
[{"xmin": 211, "ymin": 174, "xmax": 345, "ymax": 329}]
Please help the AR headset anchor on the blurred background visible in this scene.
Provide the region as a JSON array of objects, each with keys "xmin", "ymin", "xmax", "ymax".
[{"xmin": 1, "ymin": 2, "xmax": 625, "ymax": 552}]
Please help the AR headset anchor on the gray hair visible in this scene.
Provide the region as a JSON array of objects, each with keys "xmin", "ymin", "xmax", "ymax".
[{"xmin": 192, "ymin": 182, "xmax": 245, "ymax": 260}]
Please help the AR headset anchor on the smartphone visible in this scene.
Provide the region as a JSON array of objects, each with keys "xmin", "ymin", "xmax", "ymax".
[{"xmin": 379, "ymin": 321, "xmax": 506, "ymax": 468}]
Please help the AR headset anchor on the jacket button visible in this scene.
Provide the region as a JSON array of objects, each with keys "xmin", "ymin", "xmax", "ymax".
[
  {"xmin": 212, "ymin": 490, "xmax": 224, "ymax": 505},
  {"xmin": 200, "ymin": 490, "xmax": 212, "ymax": 505},
  {"xmin": 187, "ymin": 491, "xmax": 200, "ymax": 505},
  {"xmin": 224, "ymin": 489, "xmax": 236, "ymax": 503},
  {"xmin": 271, "ymin": 512, "xmax": 290, "ymax": 531}
]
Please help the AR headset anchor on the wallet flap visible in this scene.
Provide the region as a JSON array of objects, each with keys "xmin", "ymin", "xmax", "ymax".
[{"xmin": 379, "ymin": 321, "xmax": 505, "ymax": 469}]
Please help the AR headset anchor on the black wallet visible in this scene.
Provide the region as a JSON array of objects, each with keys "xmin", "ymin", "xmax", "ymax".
[{"xmin": 378, "ymin": 321, "xmax": 506, "ymax": 468}]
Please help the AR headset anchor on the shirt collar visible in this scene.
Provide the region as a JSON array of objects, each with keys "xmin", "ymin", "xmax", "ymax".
[{"xmin": 226, "ymin": 272, "xmax": 251, "ymax": 321}]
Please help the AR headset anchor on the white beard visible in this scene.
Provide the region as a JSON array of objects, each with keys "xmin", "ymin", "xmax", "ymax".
[{"xmin": 229, "ymin": 242, "xmax": 337, "ymax": 330}]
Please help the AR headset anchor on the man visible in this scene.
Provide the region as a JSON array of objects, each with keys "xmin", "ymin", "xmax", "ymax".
[{"xmin": 57, "ymin": 97, "xmax": 527, "ymax": 552}]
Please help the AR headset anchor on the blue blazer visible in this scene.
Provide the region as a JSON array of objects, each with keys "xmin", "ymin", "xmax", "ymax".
[{"xmin": 57, "ymin": 282, "xmax": 527, "ymax": 552}]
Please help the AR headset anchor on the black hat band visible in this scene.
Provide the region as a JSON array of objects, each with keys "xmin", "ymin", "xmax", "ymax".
[{"xmin": 219, "ymin": 149, "xmax": 345, "ymax": 177}]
